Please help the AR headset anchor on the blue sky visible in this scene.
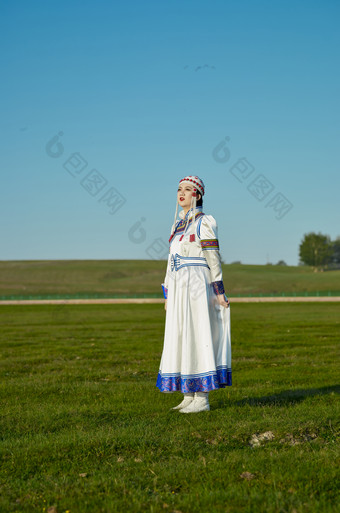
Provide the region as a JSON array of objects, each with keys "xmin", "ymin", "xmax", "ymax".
[{"xmin": 1, "ymin": 0, "xmax": 339, "ymax": 265}]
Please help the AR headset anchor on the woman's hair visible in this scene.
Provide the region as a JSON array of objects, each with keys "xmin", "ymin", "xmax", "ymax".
[{"xmin": 196, "ymin": 192, "xmax": 203, "ymax": 207}]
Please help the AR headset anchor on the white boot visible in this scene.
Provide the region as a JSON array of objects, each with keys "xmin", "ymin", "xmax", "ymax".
[
  {"xmin": 179, "ymin": 392, "xmax": 210, "ymax": 413},
  {"xmin": 172, "ymin": 393, "xmax": 194, "ymax": 410}
]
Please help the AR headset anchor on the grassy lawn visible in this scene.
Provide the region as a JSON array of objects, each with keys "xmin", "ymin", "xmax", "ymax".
[
  {"xmin": 0, "ymin": 303, "xmax": 339, "ymax": 512},
  {"xmin": 1, "ymin": 260, "xmax": 340, "ymax": 298}
]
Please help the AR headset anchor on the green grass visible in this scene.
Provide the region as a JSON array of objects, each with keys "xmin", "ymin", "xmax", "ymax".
[
  {"xmin": 1, "ymin": 260, "xmax": 340, "ymax": 299},
  {"xmin": 0, "ymin": 303, "xmax": 339, "ymax": 513}
]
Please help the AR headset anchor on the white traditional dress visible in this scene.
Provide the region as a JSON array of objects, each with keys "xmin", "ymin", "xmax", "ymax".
[{"xmin": 156, "ymin": 206, "xmax": 232, "ymax": 393}]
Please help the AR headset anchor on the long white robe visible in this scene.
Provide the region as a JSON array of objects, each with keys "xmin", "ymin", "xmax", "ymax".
[{"xmin": 156, "ymin": 207, "xmax": 232, "ymax": 393}]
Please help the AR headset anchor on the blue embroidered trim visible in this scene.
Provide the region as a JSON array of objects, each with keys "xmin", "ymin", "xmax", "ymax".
[
  {"xmin": 197, "ymin": 216, "xmax": 204, "ymax": 239},
  {"xmin": 212, "ymin": 281, "xmax": 225, "ymax": 295},
  {"xmin": 161, "ymin": 284, "xmax": 168, "ymax": 299},
  {"xmin": 170, "ymin": 253, "xmax": 210, "ymax": 272},
  {"xmin": 184, "ymin": 206, "xmax": 203, "ymax": 220},
  {"xmin": 156, "ymin": 367, "xmax": 232, "ymax": 392},
  {"xmin": 175, "ymin": 212, "xmax": 204, "ymax": 233},
  {"xmin": 169, "ymin": 212, "xmax": 205, "ymax": 242}
]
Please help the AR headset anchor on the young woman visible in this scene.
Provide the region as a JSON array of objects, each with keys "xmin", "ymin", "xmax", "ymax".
[{"xmin": 156, "ymin": 175, "xmax": 232, "ymax": 413}]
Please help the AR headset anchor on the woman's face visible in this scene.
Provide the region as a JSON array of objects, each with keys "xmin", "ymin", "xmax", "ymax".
[{"xmin": 177, "ymin": 182, "xmax": 201, "ymax": 209}]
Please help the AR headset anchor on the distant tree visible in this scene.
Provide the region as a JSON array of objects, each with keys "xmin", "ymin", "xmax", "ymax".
[
  {"xmin": 276, "ymin": 260, "xmax": 287, "ymax": 266},
  {"xmin": 332, "ymin": 237, "xmax": 340, "ymax": 264},
  {"xmin": 299, "ymin": 232, "xmax": 333, "ymax": 270}
]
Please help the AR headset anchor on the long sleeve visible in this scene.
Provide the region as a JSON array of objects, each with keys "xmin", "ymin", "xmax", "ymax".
[
  {"xmin": 162, "ymin": 220, "xmax": 180, "ymax": 299},
  {"xmin": 161, "ymin": 252, "xmax": 171, "ymax": 299},
  {"xmin": 199, "ymin": 214, "xmax": 226, "ymax": 295}
]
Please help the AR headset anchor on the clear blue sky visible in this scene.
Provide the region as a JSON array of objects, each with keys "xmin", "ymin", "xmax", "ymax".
[{"xmin": 1, "ymin": 0, "xmax": 339, "ymax": 265}]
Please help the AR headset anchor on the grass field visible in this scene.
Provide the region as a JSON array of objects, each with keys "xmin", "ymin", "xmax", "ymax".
[
  {"xmin": 0, "ymin": 302, "xmax": 339, "ymax": 513},
  {"xmin": 1, "ymin": 260, "xmax": 340, "ymax": 298}
]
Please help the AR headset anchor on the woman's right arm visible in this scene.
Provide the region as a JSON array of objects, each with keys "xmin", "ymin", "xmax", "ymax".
[
  {"xmin": 163, "ymin": 221, "xmax": 178, "ymax": 310},
  {"xmin": 162, "ymin": 252, "xmax": 170, "ymax": 310}
]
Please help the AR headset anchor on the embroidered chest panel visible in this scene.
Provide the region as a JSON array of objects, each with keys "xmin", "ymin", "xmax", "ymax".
[{"xmin": 169, "ymin": 212, "xmax": 204, "ymax": 243}]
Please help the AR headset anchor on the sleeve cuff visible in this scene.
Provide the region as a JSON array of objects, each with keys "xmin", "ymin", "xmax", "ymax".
[
  {"xmin": 212, "ymin": 280, "xmax": 225, "ymax": 295},
  {"xmin": 161, "ymin": 284, "xmax": 168, "ymax": 299}
]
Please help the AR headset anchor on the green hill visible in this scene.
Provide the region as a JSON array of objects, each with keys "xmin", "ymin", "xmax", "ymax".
[{"xmin": 1, "ymin": 260, "xmax": 340, "ymax": 299}]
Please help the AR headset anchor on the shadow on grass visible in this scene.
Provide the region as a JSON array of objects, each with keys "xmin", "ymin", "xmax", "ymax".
[{"xmin": 226, "ymin": 384, "xmax": 340, "ymax": 407}]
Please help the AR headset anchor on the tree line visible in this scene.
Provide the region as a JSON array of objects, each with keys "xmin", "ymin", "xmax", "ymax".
[{"xmin": 299, "ymin": 232, "xmax": 340, "ymax": 270}]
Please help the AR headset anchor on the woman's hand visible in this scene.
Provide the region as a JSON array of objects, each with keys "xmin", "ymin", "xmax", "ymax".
[
  {"xmin": 216, "ymin": 294, "xmax": 230, "ymax": 308},
  {"xmin": 164, "ymin": 299, "xmax": 167, "ymax": 311}
]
